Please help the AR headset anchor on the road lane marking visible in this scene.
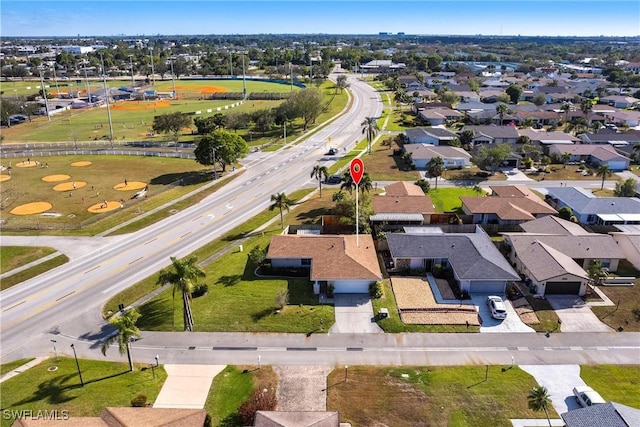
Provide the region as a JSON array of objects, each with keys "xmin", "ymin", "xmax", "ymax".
[
  {"xmin": 144, "ymin": 238, "xmax": 157, "ymax": 245},
  {"xmin": 84, "ymin": 265, "xmax": 101, "ymax": 274},
  {"xmin": 2, "ymin": 300, "xmax": 25, "ymax": 312},
  {"xmin": 180, "ymin": 231, "xmax": 192, "ymax": 239},
  {"xmin": 55, "ymin": 291, "xmax": 75, "ymax": 301},
  {"xmin": 129, "ymin": 256, "xmax": 143, "ymax": 265}
]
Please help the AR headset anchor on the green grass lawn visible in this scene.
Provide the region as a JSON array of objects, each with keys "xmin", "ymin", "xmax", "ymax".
[
  {"xmin": 0, "ymin": 357, "xmax": 166, "ymax": 427},
  {"xmin": 362, "ymin": 137, "xmax": 421, "ymax": 181},
  {"xmin": 0, "ymin": 358, "xmax": 34, "ymax": 376},
  {"xmin": 0, "ymin": 155, "xmax": 210, "ymax": 232},
  {"xmin": 0, "ymin": 246, "xmax": 57, "ymax": 273},
  {"xmin": 580, "ymin": 365, "xmax": 640, "ymax": 408},
  {"xmin": 591, "ymin": 261, "xmax": 640, "ymax": 332},
  {"xmin": 0, "ymin": 254, "xmax": 69, "ymax": 291},
  {"xmin": 205, "ymin": 365, "xmax": 277, "ymax": 427},
  {"xmin": 327, "ymin": 365, "xmax": 554, "ymax": 427},
  {"xmin": 429, "ymin": 187, "xmax": 480, "ymax": 213}
]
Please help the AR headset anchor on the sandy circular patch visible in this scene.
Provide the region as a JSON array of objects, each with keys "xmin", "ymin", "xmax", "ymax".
[
  {"xmin": 11, "ymin": 202, "xmax": 53, "ymax": 215},
  {"xmin": 42, "ymin": 174, "xmax": 71, "ymax": 182},
  {"xmin": 53, "ymin": 181, "xmax": 87, "ymax": 191},
  {"xmin": 71, "ymin": 161, "xmax": 92, "ymax": 167},
  {"xmin": 114, "ymin": 181, "xmax": 147, "ymax": 191},
  {"xmin": 88, "ymin": 201, "xmax": 120, "ymax": 213},
  {"xmin": 0, "ymin": 175, "xmax": 11, "ymax": 182},
  {"xmin": 15, "ymin": 161, "xmax": 38, "ymax": 168}
]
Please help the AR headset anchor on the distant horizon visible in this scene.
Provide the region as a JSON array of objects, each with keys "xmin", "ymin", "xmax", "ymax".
[{"xmin": 2, "ymin": 1, "xmax": 639, "ymax": 38}]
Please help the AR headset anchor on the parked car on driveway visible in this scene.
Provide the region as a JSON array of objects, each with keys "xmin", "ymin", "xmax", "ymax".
[
  {"xmin": 486, "ymin": 295, "xmax": 507, "ymax": 320},
  {"xmin": 573, "ymin": 386, "xmax": 605, "ymax": 407}
]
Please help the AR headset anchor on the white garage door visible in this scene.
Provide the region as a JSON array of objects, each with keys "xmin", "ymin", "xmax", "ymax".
[
  {"xmin": 333, "ymin": 280, "xmax": 370, "ymax": 294},
  {"xmin": 469, "ymin": 281, "xmax": 506, "ymax": 294}
]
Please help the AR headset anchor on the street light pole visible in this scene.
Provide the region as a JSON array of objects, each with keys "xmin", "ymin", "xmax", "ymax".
[
  {"xmin": 99, "ymin": 52, "xmax": 114, "ymax": 149},
  {"xmin": 70, "ymin": 344, "xmax": 84, "ymax": 387},
  {"xmin": 128, "ymin": 54, "xmax": 134, "ymax": 87},
  {"xmin": 50, "ymin": 339, "xmax": 58, "ymax": 361},
  {"xmin": 149, "ymin": 47, "xmax": 155, "ymax": 86},
  {"xmin": 169, "ymin": 57, "xmax": 176, "ymax": 99},
  {"xmin": 38, "ymin": 70, "xmax": 51, "ymax": 121}
]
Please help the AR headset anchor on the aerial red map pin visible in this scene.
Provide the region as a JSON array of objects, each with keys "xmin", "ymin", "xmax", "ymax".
[{"xmin": 350, "ymin": 158, "xmax": 364, "ymax": 185}]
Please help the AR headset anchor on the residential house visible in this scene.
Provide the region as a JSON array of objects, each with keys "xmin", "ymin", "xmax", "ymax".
[
  {"xmin": 546, "ymin": 187, "xmax": 640, "ymax": 225},
  {"xmin": 404, "ymin": 144, "xmax": 472, "ymax": 169},
  {"xmin": 547, "ymin": 144, "xmax": 631, "ymax": 171},
  {"xmin": 460, "ymin": 185, "xmax": 556, "ymax": 225},
  {"xmin": 359, "ymin": 59, "xmax": 405, "ymax": 72},
  {"xmin": 515, "ymin": 110, "xmax": 561, "ymax": 127},
  {"xmin": 625, "ymin": 62, "xmax": 640, "ymax": 74},
  {"xmin": 386, "ymin": 226, "xmax": 520, "ymax": 294},
  {"xmin": 462, "ymin": 125, "xmax": 519, "ymax": 145},
  {"xmin": 517, "ymin": 129, "xmax": 580, "ymax": 146},
  {"xmin": 371, "ymin": 183, "xmax": 435, "ymax": 227},
  {"xmin": 404, "ymin": 127, "xmax": 459, "ymax": 145},
  {"xmin": 610, "ymin": 224, "xmax": 640, "ymax": 271},
  {"xmin": 600, "ymin": 95, "xmax": 639, "ymax": 109},
  {"xmin": 503, "ymin": 216, "xmax": 625, "ymax": 295},
  {"xmin": 561, "ymin": 402, "xmax": 640, "ymax": 427},
  {"xmin": 417, "ymin": 107, "xmax": 464, "ymax": 126},
  {"xmin": 399, "ymin": 75, "xmax": 420, "ymax": 87},
  {"xmin": 604, "ymin": 109, "xmax": 640, "ymax": 127},
  {"xmin": 266, "ymin": 234, "xmax": 382, "ymax": 294},
  {"xmin": 581, "ymin": 129, "xmax": 640, "ymax": 147}
]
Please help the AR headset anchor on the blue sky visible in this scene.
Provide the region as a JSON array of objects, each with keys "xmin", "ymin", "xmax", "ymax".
[{"xmin": 2, "ymin": 1, "xmax": 638, "ymax": 37}]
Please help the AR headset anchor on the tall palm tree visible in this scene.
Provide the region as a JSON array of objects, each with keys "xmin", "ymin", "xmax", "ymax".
[
  {"xmin": 561, "ymin": 152, "xmax": 571, "ymax": 169},
  {"xmin": 310, "ymin": 164, "xmax": 329, "ymax": 198},
  {"xmin": 527, "ymin": 386, "xmax": 552, "ymax": 427},
  {"xmin": 560, "ymin": 102, "xmax": 571, "ymax": 124},
  {"xmin": 580, "ymin": 99, "xmax": 593, "ymax": 122},
  {"xmin": 587, "ymin": 259, "xmax": 609, "ymax": 289},
  {"xmin": 361, "ymin": 116, "xmax": 379, "ymax": 154},
  {"xmin": 496, "ymin": 103, "xmax": 509, "ymax": 125},
  {"xmin": 101, "ymin": 308, "xmax": 141, "ymax": 372},
  {"xmin": 157, "ymin": 256, "xmax": 205, "ymax": 332},
  {"xmin": 596, "ymin": 164, "xmax": 611, "ymax": 190},
  {"xmin": 632, "ymin": 143, "xmax": 640, "ymax": 163},
  {"xmin": 426, "ymin": 156, "xmax": 445, "ymax": 189},
  {"xmin": 270, "ymin": 192, "xmax": 294, "ymax": 230}
]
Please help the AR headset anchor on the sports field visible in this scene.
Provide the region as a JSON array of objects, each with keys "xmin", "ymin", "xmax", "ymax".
[
  {"xmin": 1, "ymin": 79, "xmax": 298, "ymax": 144},
  {"xmin": 0, "ymin": 155, "xmax": 208, "ymax": 229}
]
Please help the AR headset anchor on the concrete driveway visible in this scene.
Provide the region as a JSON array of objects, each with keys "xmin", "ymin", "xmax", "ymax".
[
  {"xmin": 329, "ymin": 294, "xmax": 383, "ymax": 334},
  {"xmin": 471, "ymin": 294, "xmax": 535, "ymax": 333},
  {"xmin": 546, "ymin": 295, "xmax": 613, "ymax": 332},
  {"xmin": 520, "ymin": 365, "xmax": 586, "ymax": 414}
]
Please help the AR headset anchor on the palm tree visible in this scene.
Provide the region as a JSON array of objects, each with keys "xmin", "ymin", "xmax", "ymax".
[
  {"xmin": 157, "ymin": 256, "xmax": 205, "ymax": 332},
  {"xmin": 561, "ymin": 152, "xmax": 571, "ymax": 169},
  {"xmin": 473, "ymin": 185, "xmax": 483, "ymax": 195},
  {"xmin": 340, "ymin": 171, "xmax": 373, "ymax": 194},
  {"xmin": 560, "ymin": 102, "xmax": 571, "ymax": 124},
  {"xmin": 632, "ymin": 143, "xmax": 640, "ymax": 163},
  {"xmin": 101, "ymin": 308, "xmax": 141, "ymax": 372},
  {"xmin": 596, "ymin": 164, "xmax": 611, "ymax": 190},
  {"xmin": 580, "ymin": 99, "xmax": 593, "ymax": 121},
  {"xmin": 310, "ymin": 164, "xmax": 328, "ymax": 198},
  {"xmin": 270, "ymin": 192, "xmax": 294, "ymax": 230},
  {"xmin": 361, "ymin": 116, "xmax": 379, "ymax": 154},
  {"xmin": 426, "ymin": 156, "xmax": 445, "ymax": 189},
  {"xmin": 527, "ymin": 386, "xmax": 552, "ymax": 427},
  {"xmin": 496, "ymin": 103, "xmax": 509, "ymax": 125},
  {"xmin": 587, "ymin": 259, "xmax": 609, "ymax": 290}
]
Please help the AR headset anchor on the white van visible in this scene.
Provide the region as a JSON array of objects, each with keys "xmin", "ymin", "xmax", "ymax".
[{"xmin": 573, "ymin": 386, "xmax": 606, "ymax": 407}]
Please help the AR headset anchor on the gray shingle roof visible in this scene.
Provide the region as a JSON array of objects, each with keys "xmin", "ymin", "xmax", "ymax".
[
  {"xmin": 519, "ymin": 216, "xmax": 591, "ymax": 235},
  {"xmin": 387, "ymin": 231, "xmax": 519, "ymax": 281},
  {"xmin": 547, "ymin": 187, "xmax": 640, "ymax": 215},
  {"xmin": 506, "ymin": 233, "xmax": 624, "ymax": 260},
  {"xmin": 561, "ymin": 402, "xmax": 640, "ymax": 427}
]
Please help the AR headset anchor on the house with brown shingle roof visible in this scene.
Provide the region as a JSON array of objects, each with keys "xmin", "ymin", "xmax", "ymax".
[
  {"xmin": 371, "ymin": 182, "xmax": 435, "ymax": 227},
  {"xmin": 266, "ymin": 234, "xmax": 382, "ymax": 294},
  {"xmin": 460, "ymin": 185, "xmax": 556, "ymax": 225}
]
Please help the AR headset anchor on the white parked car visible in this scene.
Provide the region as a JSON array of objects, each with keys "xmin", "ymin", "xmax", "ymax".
[
  {"xmin": 486, "ymin": 295, "xmax": 507, "ymax": 320},
  {"xmin": 573, "ymin": 386, "xmax": 605, "ymax": 407}
]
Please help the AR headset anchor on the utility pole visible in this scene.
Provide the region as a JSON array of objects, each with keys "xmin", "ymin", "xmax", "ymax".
[
  {"xmin": 99, "ymin": 52, "xmax": 114, "ymax": 149},
  {"xmin": 242, "ymin": 53, "xmax": 247, "ymax": 99},
  {"xmin": 149, "ymin": 47, "xmax": 155, "ymax": 86},
  {"xmin": 39, "ymin": 70, "xmax": 51, "ymax": 121},
  {"xmin": 170, "ymin": 57, "xmax": 176, "ymax": 99},
  {"xmin": 129, "ymin": 54, "xmax": 135, "ymax": 87}
]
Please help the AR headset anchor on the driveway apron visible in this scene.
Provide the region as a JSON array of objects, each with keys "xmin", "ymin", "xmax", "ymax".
[
  {"xmin": 471, "ymin": 294, "xmax": 535, "ymax": 333},
  {"xmin": 520, "ymin": 365, "xmax": 587, "ymax": 414},
  {"xmin": 274, "ymin": 365, "xmax": 334, "ymax": 411},
  {"xmin": 329, "ymin": 294, "xmax": 383, "ymax": 334},
  {"xmin": 546, "ymin": 295, "xmax": 613, "ymax": 332},
  {"xmin": 153, "ymin": 364, "xmax": 225, "ymax": 409}
]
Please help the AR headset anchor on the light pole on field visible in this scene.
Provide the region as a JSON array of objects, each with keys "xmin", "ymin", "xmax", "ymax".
[
  {"xmin": 149, "ymin": 47, "xmax": 155, "ymax": 86},
  {"xmin": 50, "ymin": 339, "xmax": 58, "ymax": 361},
  {"xmin": 128, "ymin": 54, "xmax": 135, "ymax": 87},
  {"xmin": 70, "ymin": 344, "xmax": 84, "ymax": 387},
  {"xmin": 99, "ymin": 52, "xmax": 114, "ymax": 148}
]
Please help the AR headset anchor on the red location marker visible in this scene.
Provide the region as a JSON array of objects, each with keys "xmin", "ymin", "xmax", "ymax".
[{"xmin": 350, "ymin": 158, "xmax": 364, "ymax": 185}]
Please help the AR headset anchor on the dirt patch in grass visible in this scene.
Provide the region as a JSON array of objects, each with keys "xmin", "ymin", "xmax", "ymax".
[
  {"xmin": 53, "ymin": 181, "xmax": 87, "ymax": 191},
  {"xmin": 10, "ymin": 201, "xmax": 52, "ymax": 215},
  {"xmin": 363, "ymin": 138, "xmax": 421, "ymax": 181},
  {"xmin": 71, "ymin": 161, "xmax": 92, "ymax": 167},
  {"xmin": 42, "ymin": 174, "xmax": 71, "ymax": 182},
  {"xmin": 591, "ymin": 286, "xmax": 640, "ymax": 332}
]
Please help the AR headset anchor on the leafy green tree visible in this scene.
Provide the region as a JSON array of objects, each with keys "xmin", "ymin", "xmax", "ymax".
[
  {"xmin": 270, "ymin": 192, "xmax": 294, "ymax": 230},
  {"xmin": 152, "ymin": 112, "xmax": 192, "ymax": 144},
  {"xmin": 596, "ymin": 164, "xmax": 612, "ymax": 190},
  {"xmin": 426, "ymin": 156, "xmax": 445, "ymax": 189},
  {"xmin": 194, "ymin": 129, "xmax": 249, "ymax": 173},
  {"xmin": 310, "ymin": 164, "xmax": 329, "ymax": 198},
  {"xmin": 505, "ymin": 84, "xmax": 522, "ymax": 104},
  {"xmin": 157, "ymin": 256, "xmax": 206, "ymax": 332},
  {"xmin": 252, "ymin": 108, "xmax": 275, "ymax": 135},
  {"xmin": 532, "ymin": 93, "xmax": 547, "ymax": 106},
  {"xmin": 194, "ymin": 114, "xmax": 226, "ymax": 134},
  {"xmin": 527, "ymin": 386, "xmax": 552, "ymax": 427},
  {"xmin": 471, "ymin": 143, "xmax": 512, "ymax": 174},
  {"xmin": 495, "ymin": 103, "xmax": 509, "ymax": 125},
  {"xmin": 286, "ymin": 87, "xmax": 325, "ymax": 130},
  {"xmin": 225, "ymin": 111, "xmax": 251, "ymax": 133},
  {"xmin": 101, "ymin": 308, "xmax": 141, "ymax": 372},
  {"xmin": 361, "ymin": 116, "xmax": 379, "ymax": 154},
  {"xmin": 587, "ymin": 259, "xmax": 609, "ymax": 289},
  {"xmin": 557, "ymin": 206, "xmax": 573, "ymax": 221},
  {"xmin": 414, "ymin": 179, "xmax": 430, "ymax": 194},
  {"xmin": 341, "ymin": 171, "xmax": 373, "ymax": 194},
  {"xmin": 459, "ymin": 129, "xmax": 475, "ymax": 147},
  {"xmin": 614, "ymin": 177, "xmax": 637, "ymax": 197},
  {"xmin": 580, "ymin": 99, "xmax": 593, "ymax": 120},
  {"xmin": 335, "ymin": 74, "xmax": 349, "ymax": 93},
  {"xmin": 562, "ymin": 152, "xmax": 571, "ymax": 168}
]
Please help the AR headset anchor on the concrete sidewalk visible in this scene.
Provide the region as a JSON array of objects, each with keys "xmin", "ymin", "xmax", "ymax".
[
  {"xmin": 153, "ymin": 364, "xmax": 225, "ymax": 409},
  {"xmin": 0, "ymin": 357, "xmax": 48, "ymax": 384}
]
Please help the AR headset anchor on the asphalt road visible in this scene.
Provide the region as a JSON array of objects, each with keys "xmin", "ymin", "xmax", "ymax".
[{"xmin": 0, "ymin": 72, "xmax": 383, "ymax": 361}]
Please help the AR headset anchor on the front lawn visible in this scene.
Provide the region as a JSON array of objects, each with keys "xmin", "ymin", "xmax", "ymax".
[
  {"xmin": 0, "ymin": 246, "xmax": 57, "ymax": 273},
  {"xmin": 0, "ymin": 357, "xmax": 166, "ymax": 427},
  {"xmin": 362, "ymin": 137, "xmax": 421, "ymax": 181},
  {"xmin": 580, "ymin": 365, "xmax": 640, "ymax": 408},
  {"xmin": 0, "ymin": 358, "xmax": 34, "ymax": 376},
  {"xmin": 591, "ymin": 261, "xmax": 640, "ymax": 332},
  {"xmin": 327, "ymin": 365, "xmax": 553, "ymax": 427}
]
